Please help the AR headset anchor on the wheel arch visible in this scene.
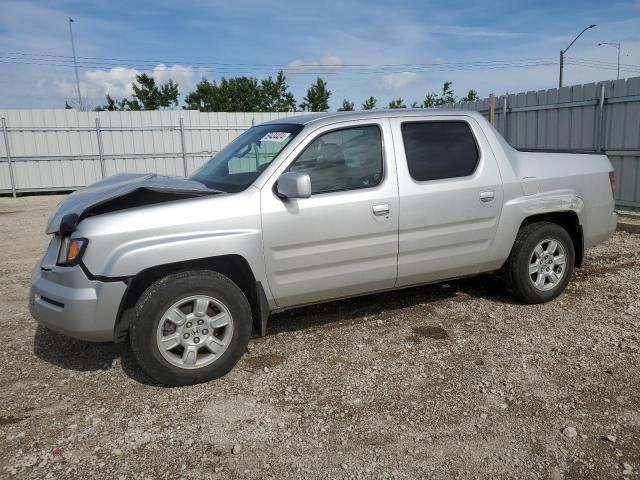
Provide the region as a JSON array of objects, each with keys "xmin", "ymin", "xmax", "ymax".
[
  {"xmin": 518, "ymin": 211, "xmax": 584, "ymax": 268},
  {"xmin": 114, "ymin": 254, "xmax": 269, "ymax": 342}
]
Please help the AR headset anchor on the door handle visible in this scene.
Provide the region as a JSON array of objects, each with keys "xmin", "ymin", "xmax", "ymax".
[
  {"xmin": 480, "ymin": 191, "xmax": 495, "ymax": 202},
  {"xmin": 372, "ymin": 203, "xmax": 390, "ymax": 216}
]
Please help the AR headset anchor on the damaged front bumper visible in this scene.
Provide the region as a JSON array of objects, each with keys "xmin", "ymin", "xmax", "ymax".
[{"xmin": 29, "ymin": 253, "xmax": 127, "ymax": 342}]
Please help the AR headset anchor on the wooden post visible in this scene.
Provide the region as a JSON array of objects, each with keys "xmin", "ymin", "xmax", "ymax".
[{"xmin": 489, "ymin": 93, "xmax": 496, "ymax": 126}]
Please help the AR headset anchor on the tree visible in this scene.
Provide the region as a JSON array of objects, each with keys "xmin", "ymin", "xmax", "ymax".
[
  {"xmin": 416, "ymin": 81, "xmax": 458, "ymax": 108},
  {"xmin": 94, "ymin": 74, "xmax": 179, "ymax": 111},
  {"xmin": 64, "ymin": 98, "xmax": 94, "ymax": 111},
  {"xmin": 184, "ymin": 76, "xmax": 265, "ymax": 112},
  {"xmin": 461, "ymin": 89, "xmax": 479, "ymax": 102},
  {"xmin": 260, "ymin": 70, "xmax": 296, "ymax": 112},
  {"xmin": 338, "ymin": 99, "xmax": 355, "ymax": 111},
  {"xmin": 130, "ymin": 74, "xmax": 179, "ymax": 110},
  {"xmin": 94, "ymin": 94, "xmax": 129, "ymax": 111},
  {"xmin": 388, "ymin": 98, "xmax": 406, "ymax": 109},
  {"xmin": 362, "ymin": 96, "xmax": 377, "ymax": 110},
  {"xmin": 435, "ymin": 81, "xmax": 456, "ymax": 106},
  {"xmin": 422, "ymin": 93, "xmax": 438, "ymax": 108},
  {"xmin": 299, "ymin": 77, "xmax": 331, "ymax": 112}
]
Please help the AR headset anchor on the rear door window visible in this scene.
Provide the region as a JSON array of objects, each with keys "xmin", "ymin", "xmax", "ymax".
[{"xmin": 401, "ymin": 121, "xmax": 479, "ymax": 182}]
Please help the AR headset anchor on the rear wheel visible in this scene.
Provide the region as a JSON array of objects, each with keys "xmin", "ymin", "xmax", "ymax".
[
  {"xmin": 129, "ymin": 270, "xmax": 251, "ymax": 386},
  {"xmin": 503, "ymin": 221, "xmax": 575, "ymax": 304}
]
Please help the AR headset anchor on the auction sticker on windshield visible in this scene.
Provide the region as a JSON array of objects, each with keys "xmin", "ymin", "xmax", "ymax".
[{"xmin": 261, "ymin": 132, "xmax": 291, "ymax": 142}]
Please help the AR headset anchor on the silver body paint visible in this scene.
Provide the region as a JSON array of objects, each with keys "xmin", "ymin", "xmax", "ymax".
[{"xmin": 29, "ymin": 110, "xmax": 617, "ymax": 341}]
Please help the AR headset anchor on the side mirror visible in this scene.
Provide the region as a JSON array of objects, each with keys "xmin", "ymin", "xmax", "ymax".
[{"xmin": 276, "ymin": 172, "xmax": 311, "ymax": 199}]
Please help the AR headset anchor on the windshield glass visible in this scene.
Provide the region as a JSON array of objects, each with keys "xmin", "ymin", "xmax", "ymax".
[{"xmin": 191, "ymin": 123, "xmax": 303, "ymax": 192}]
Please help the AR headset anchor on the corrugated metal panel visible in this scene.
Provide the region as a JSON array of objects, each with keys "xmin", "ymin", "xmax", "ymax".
[
  {"xmin": 446, "ymin": 75, "xmax": 640, "ymax": 208},
  {"xmin": 0, "ymin": 110, "xmax": 304, "ymax": 194}
]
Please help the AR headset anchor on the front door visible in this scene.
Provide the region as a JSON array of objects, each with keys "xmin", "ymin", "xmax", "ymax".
[{"xmin": 260, "ymin": 119, "xmax": 399, "ymax": 307}]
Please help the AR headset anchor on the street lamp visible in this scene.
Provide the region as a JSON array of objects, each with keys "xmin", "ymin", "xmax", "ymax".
[
  {"xmin": 598, "ymin": 42, "xmax": 621, "ymax": 80},
  {"xmin": 559, "ymin": 24, "xmax": 596, "ymax": 88}
]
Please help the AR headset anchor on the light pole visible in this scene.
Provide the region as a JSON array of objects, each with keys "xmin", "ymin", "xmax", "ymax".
[
  {"xmin": 68, "ymin": 17, "xmax": 83, "ymax": 109},
  {"xmin": 559, "ymin": 24, "xmax": 596, "ymax": 88},
  {"xmin": 598, "ymin": 42, "xmax": 621, "ymax": 80}
]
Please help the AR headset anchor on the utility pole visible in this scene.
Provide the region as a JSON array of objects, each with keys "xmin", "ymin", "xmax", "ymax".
[
  {"xmin": 599, "ymin": 42, "xmax": 621, "ymax": 80},
  {"xmin": 68, "ymin": 17, "xmax": 83, "ymax": 110},
  {"xmin": 559, "ymin": 50, "xmax": 564, "ymax": 88},
  {"xmin": 559, "ymin": 24, "xmax": 596, "ymax": 88}
]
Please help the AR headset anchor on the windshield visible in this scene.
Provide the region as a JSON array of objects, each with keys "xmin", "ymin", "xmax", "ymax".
[{"xmin": 191, "ymin": 123, "xmax": 303, "ymax": 192}]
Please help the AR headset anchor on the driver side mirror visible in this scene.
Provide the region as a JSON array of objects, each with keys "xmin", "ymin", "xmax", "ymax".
[{"xmin": 276, "ymin": 172, "xmax": 311, "ymax": 199}]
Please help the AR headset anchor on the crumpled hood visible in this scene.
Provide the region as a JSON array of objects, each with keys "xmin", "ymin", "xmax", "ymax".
[{"xmin": 46, "ymin": 173, "xmax": 220, "ymax": 234}]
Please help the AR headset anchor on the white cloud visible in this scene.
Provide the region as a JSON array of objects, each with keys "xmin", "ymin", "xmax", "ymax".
[
  {"xmin": 54, "ymin": 64, "xmax": 205, "ymax": 102},
  {"xmin": 285, "ymin": 53, "xmax": 343, "ymax": 76},
  {"xmin": 382, "ymin": 71, "xmax": 420, "ymax": 90}
]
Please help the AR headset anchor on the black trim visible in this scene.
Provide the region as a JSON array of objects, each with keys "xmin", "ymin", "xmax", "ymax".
[
  {"xmin": 79, "ymin": 261, "xmax": 131, "ymax": 284},
  {"xmin": 515, "ymin": 148, "xmax": 601, "ymax": 154},
  {"xmin": 255, "ymin": 281, "xmax": 270, "ymax": 337},
  {"xmin": 60, "ymin": 213, "xmax": 79, "ymax": 234},
  {"xmin": 56, "ymin": 237, "xmax": 88, "ymax": 267},
  {"xmin": 40, "ymin": 296, "xmax": 64, "ymax": 309}
]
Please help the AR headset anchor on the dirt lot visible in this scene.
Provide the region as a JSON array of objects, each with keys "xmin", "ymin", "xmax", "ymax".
[{"xmin": 0, "ymin": 195, "xmax": 639, "ymax": 479}]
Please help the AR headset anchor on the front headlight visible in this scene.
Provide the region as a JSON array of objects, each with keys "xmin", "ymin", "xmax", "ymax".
[{"xmin": 57, "ymin": 236, "xmax": 88, "ymax": 266}]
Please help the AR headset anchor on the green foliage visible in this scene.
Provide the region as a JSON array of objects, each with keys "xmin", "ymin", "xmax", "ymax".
[
  {"xmin": 337, "ymin": 99, "xmax": 355, "ymax": 111},
  {"xmin": 299, "ymin": 77, "xmax": 331, "ymax": 112},
  {"xmin": 94, "ymin": 94, "xmax": 130, "ymax": 111},
  {"xmin": 260, "ymin": 71, "xmax": 296, "ymax": 112},
  {"xmin": 94, "ymin": 74, "xmax": 179, "ymax": 111},
  {"xmin": 361, "ymin": 96, "xmax": 377, "ymax": 110},
  {"xmin": 438, "ymin": 81, "xmax": 456, "ymax": 105},
  {"xmin": 131, "ymin": 74, "xmax": 179, "ymax": 110},
  {"xmin": 387, "ymin": 98, "xmax": 406, "ymax": 109},
  {"xmin": 422, "ymin": 93, "xmax": 438, "ymax": 108},
  {"xmin": 461, "ymin": 89, "xmax": 479, "ymax": 102},
  {"xmin": 413, "ymin": 81, "xmax": 473, "ymax": 108},
  {"xmin": 184, "ymin": 70, "xmax": 295, "ymax": 112}
]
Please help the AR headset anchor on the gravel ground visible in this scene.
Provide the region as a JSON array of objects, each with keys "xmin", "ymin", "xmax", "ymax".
[{"xmin": 1, "ymin": 195, "xmax": 639, "ymax": 480}]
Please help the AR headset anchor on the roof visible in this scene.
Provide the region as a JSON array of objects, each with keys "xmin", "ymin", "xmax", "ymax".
[{"xmin": 260, "ymin": 109, "xmax": 485, "ymax": 128}]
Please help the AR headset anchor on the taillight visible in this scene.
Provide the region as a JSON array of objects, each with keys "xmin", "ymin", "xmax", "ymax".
[{"xmin": 609, "ymin": 171, "xmax": 616, "ymax": 195}]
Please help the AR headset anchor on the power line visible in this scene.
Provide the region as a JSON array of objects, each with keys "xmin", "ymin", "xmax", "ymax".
[
  {"xmin": 0, "ymin": 49, "xmax": 560, "ymax": 70},
  {"xmin": 0, "ymin": 55, "xmax": 560, "ymax": 76}
]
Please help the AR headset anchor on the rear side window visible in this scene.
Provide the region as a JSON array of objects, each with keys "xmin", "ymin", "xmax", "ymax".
[{"xmin": 401, "ymin": 121, "xmax": 479, "ymax": 182}]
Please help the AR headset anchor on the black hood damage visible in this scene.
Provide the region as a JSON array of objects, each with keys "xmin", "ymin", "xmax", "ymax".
[{"xmin": 47, "ymin": 173, "xmax": 222, "ymax": 234}]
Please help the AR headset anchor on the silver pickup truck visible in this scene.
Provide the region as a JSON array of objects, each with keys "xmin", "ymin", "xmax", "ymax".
[{"xmin": 30, "ymin": 110, "xmax": 617, "ymax": 386}]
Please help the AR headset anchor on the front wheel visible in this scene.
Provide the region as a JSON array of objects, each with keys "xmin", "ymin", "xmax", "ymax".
[
  {"xmin": 129, "ymin": 270, "xmax": 252, "ymax": 386},
  {"xmin": 502, "ymin": 221, "xmax": 575, "ymax": 304}
]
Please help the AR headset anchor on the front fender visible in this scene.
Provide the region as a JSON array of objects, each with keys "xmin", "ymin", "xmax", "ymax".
[{"xmin": 93, "ymin": 229, "xmax": 265, "ymax": 279}]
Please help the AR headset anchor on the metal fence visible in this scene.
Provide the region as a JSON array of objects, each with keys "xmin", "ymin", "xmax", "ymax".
[
  {"xmin": 3, "ymin": 78, "xmax": 640, "ymax": 208},
  {"xmin": 446, "ymin": 76, "xmax": 640, "ymax": 209},
  {"xmin": 0, "ymin": 110, "xmax": 304, "ymax": 196}
]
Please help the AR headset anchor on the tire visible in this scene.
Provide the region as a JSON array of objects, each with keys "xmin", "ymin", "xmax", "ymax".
[
  {"xmin": 129, "ymin": 270, "xmax": 252, "ymax": 386},
  {"xmin": 502, "ymin": 221, "xmax": 575, "ymax": 304}
]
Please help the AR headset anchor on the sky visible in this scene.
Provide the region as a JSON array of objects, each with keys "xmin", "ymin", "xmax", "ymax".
[{"xmin": 1, "ymin": 0, "xmax": 639, "ymax": 110}]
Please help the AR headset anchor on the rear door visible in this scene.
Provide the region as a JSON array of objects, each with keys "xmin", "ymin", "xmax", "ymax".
[
  {"xmin": 260, "ymin": 119, "xmax": 399, "ymax": 307},
  {"xmin": 389, "ymin": 115, "xmax": 504, "ymax": 286}
]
